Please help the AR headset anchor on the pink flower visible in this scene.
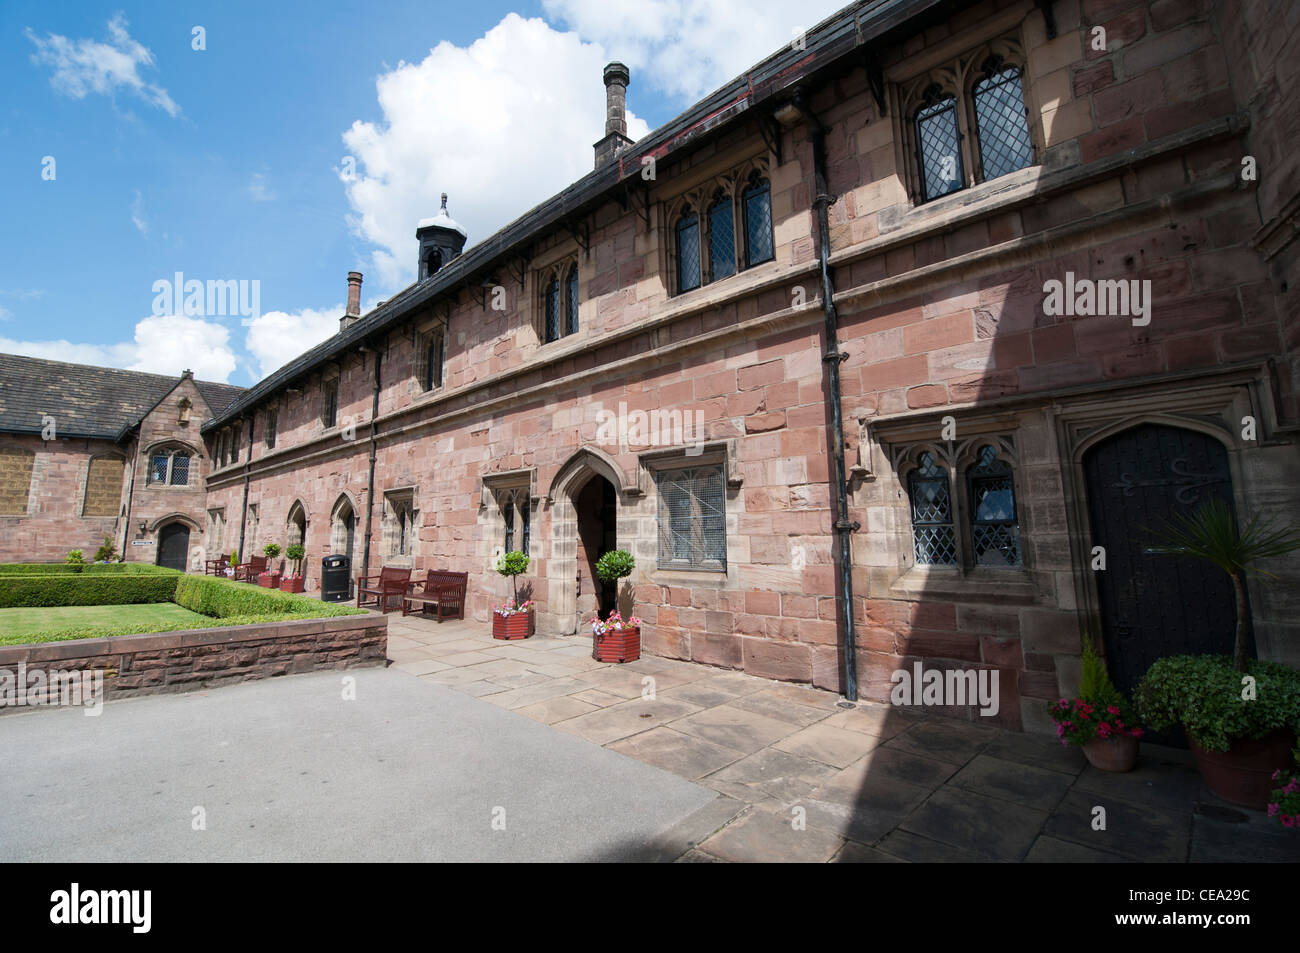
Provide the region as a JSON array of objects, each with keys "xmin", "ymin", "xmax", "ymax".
[
  {"xmin": 1283, "ymin": 815, "xmax": 1296, "ymax": 828},
  {"xmin": 1268, "ymin": 803, "xmax": 1279, "ymax": 817},
  {"xmin": 1106, "ymin": 705, "xmax": 1120, "ymax": 715}
]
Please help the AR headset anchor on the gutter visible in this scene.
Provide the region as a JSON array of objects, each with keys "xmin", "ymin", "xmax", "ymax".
[
  {"xmin": 361, "ymin": 339, "xmax": 383, "ymax": 579},
  {"xmin": 794, "ymin": 90, "xmax": 860, "ymax": 702}
]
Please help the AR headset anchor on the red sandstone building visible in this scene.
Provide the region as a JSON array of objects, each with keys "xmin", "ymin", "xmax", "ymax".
[{"xmin": 3, "ymin": 0, "xmax": 1297, "ymax": 734}]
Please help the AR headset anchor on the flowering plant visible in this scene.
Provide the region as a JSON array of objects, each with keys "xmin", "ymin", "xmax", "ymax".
[
  {"xmin": 591, "ymin": 610, "xmax": 642, "ymax": 637},
  {"xmin": 1048, "ymin": 697, "xmax": 1144, "ymax": 746},
  {"xmin": 1267, "ymin": 769, "xmax": 1300, "ymax": 829},
  {"xmin": 1047, "ymin": 640, "xmax": 1143, "ymax": 746},
  {"xmin": 493, "ymin": 598, "xmax": 534, "ymax": 617}
]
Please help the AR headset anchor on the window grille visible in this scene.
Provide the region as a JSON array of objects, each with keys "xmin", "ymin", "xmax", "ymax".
[
  {"xmin": 967, "ymin": 444, "xmax": 1021, "ymax": 567},
  {"xmin": 915, "ymin": 88, "xmax": 963, "ymax": 202},
  {"xmin": 908, "ymin": 452, "xmax": 957, "ymax": 565},
  {"xmin": 973, "ymin": 63, "xmax": 1033, "ymax": 181},
  {"xmin": 565, "ymin": 267, "xmax": 579, "ymax": 336},
  {"xmin": 169, "ymin": 454, "xmax": 190, "ymax": 486},
  {"xmin": 676, "ymin": 211, "xmax": 701, "ymax": 293},
  {"xmin": 707, "ymin": 193, "xmax": 736, "ymax": 281},
  {"xmin": 743, "ymin": 176, "xmax": 774, "ymax": 267},
  {"xmin": 656, "ymin": 465, "xmax": 726, "ymax": 571},
  {"xmin": 544, "ymin": 277, "xmax": 560, "ymax": 343}
]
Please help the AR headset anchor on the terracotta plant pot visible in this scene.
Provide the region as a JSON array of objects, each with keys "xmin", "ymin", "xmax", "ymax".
[
  {"xmin": 593, "ymin": 626, "xmax": 640, "ymax": 663},
  {"xmin": 279, "ymin": 575, "xmax": 305, "ymax": 594},
  {"xmin": 492, "ymin": 611, "xmax": 533, "ymax": 641},
  {"xmin": 1082, "ymin": 734, "xmax": 1139, "ymax": 772},
  {"xmin": 257, "ymin": 571, "xmax": 281, "ymax": 588},
  {"xmin": 1189, "ymin": 730, "xmax": 1296, "ymax": 810}
]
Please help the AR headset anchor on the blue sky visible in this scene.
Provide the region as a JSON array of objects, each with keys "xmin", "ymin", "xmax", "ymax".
[{"xmin": 1, "ymin": 0, "xmax": 843, "ymax": 384}]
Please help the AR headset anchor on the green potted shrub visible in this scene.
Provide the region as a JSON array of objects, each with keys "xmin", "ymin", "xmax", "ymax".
[
  {"xmin": 1136, "ymin": 500, "xmax": 1300, "ymax": 807},
  {"xmin": 591, "ymin": 549, "xmax": 639, "ymax": 663},
  {"xmin": 492, "ymin": 550, "xmax": 533, "ymax": 640},
  {"xmin": 1267, "ymin": 767, "xmax": 1300, "ymax": 830},
  {"xmin": 1047, "ymin": 641, "xmax": 1143, "ymax": 772},
  {"xmin": 64, "ymin": 549, "xmax": 85, "ymax": 572},
  {"xmin": 280, "ymin": 543, "xmax": 307, "ymax": 593},
  {"xmin": 259, "ymin": 542, "xmax": 283, "ymax": 588}
]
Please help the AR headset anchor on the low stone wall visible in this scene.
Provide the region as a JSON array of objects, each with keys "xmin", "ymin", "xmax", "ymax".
[{"xmin": 0, "ymin": 612, "xmax": 388, "ymax": 708}]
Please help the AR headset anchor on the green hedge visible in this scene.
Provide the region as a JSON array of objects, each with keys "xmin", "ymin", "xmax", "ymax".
[
  {"xmin": 172, "ymin": 574, "xmax": 361, "ymax": 619},
  {"xmin": 14, "ymin": 605, "xmax": 370, "ymax": 645},
  {"xmin": 0, "ymin": 571, "xmax": 181, "ymax": 608},
  {"xmin": 0, "ymin": 563, "xmax": 176, "ymax": 576}
]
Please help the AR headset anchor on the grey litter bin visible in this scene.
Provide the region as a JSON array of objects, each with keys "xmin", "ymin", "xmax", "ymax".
[{"xmin": 321, "ymin": 555, "xmax": 352, "ymax": 602}]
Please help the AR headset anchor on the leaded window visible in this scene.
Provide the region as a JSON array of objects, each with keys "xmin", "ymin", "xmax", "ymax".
[
  {"xmin": 566, "ymin": 266, "xmax": 579, "ymax": 336},
  {"xmin": 676, "ymin": 210, "xmax": 701, "ymax": 293},
  {"xmin": 915, "ymin": 87, "xmax": 963, "ymax": 203},
  {"xmin": 544, "ymin": 276, "xmax": 561, "ymax": 343},
  {"xmin": 265, "ymin": 409, "xmax": 277, "ymax": 448},
  {"xmin": 499, "ymin": 488, "xmax": 529, "ymax": 556},
  {"xmin": 743, "ymin": 175, "xmax": 774, "ymax": 267},
  {"xmin": 656, "ymin": 465, "xmax": 725, "ymax": 571},
  {"xmin": 148, "ymin": 449, "xmax": 191, "ymax": 487},
  {"xmin": 973, "ymin": 62, "xmax": 1033, "ymax": 182},
  {"xmin": 967, "ymin": 444, "xmax": 1021, "ymax": 567},
  {"xmin": 908, "ymin": 452, "xmax": 956, "ymax": 565},
  {"xmin": 707, "ymin": 192, "xmax": 736, "ymax": 282},
  {"xmin": 321, "ymin": 378, "xmax": 339, "ymax": 428}
]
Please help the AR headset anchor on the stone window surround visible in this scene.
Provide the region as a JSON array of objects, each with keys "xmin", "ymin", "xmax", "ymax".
[
  {"xmin": 264, "ymin": 403, "xmax": 278, "ymax": 449},
  {"xmin": 638, "ymin": 440, "xmax": 743, "ymax": 587},
  {"xmin": 411, "ymin": 316, "xmax": 448, "ymax": 394},
  {"xmin": 860, "ymin": 412, "xmax": 1037, "ymax": 603},
  {"xmin": 533, "ymin": 253, "xmax": 581, "ymax": 347},
  {"xmin": 144, "ymin": 442, "xmax": 199, "ymax": 488},
  {"xmin": 207, "ymin": 507, "xmax": 226, "ymax": 555},
  {"xmin": 381, "ymin": 486, "xmax": 418, "ymax": 565},
  {"xmin": 482, "ymin": 470, "xmax": 534, "ymax": 558},
  {"xmin": 81, "ymin": 452, "xmax": 126, "ymax": 518},
  {"xmin": 0, "ymin": 445, "xmax": 36, "ymax": 517},
  {"xmin": 663, "ymin": 155, "xmax": 772, "ymax": 298},
  {"xmin": 320, "ymin": 369, "xmax": 341, "ymax": 431},
  {"xmin": 890, "ymin": 29, "xmax": 1042, "ymax": 207}
]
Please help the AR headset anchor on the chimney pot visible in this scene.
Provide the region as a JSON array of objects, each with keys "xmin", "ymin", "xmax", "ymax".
[
  {"xmin": 594, "ymin": 63, "xmax": 634, "ymax": 170},
  {"xmin": 341, "ymin": 271, "xmax": 364, "ymax": 332}
]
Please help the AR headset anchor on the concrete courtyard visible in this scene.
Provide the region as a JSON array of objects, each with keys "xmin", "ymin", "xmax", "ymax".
[{"xmin": 1, "ymin": 612, "xmax": 1295, "ymax": 862}]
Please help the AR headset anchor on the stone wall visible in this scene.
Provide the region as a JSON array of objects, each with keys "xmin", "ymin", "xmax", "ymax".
[
  {"xmin": 195, "ymin": 0, "xmax": 1298, "ymax": 733},
  {"xmin": 0, "ymin": 612, "xmax": 388, "ymax": 708}
]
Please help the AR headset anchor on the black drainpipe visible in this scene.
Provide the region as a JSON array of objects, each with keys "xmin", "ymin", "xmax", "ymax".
[
  {"xmin": 237, "ymin": 414, "xmax": 253, "ymax": 562},
  {"xmin": 795, "ymin": 90, "xmax": 860, "ymax": 702},
  {"xmin": 120, "ymin": 427, "xmax": 141, "ymax": 559},
  {"xmin": 361, "ymin": 342, "xmax": 382, "ymax": 578}
]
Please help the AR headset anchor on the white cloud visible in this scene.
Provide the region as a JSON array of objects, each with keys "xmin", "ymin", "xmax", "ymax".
[
  {"xmin": 542, "ymin": 0, "xmax": 846, "ymax": 101},
  {"xmin": 25, "ymin": 13, "xmax": 180, "ymax": 116},
  {"xmin": 0, "ymin": 315, "xmax": 237, "ymax": 382},
  {"xmin": 248, "ymin": 173, "xmax": 276, "ymax": 202},
  {"xmin": 244, "ymin": 305, "xmax": 343, "ymax": 380},
  {"xmin": 0, "ymin": 306, "xmax": 11, "ymax": 322},
  {"xmin": 130, "ymin": 190, "xmax": 148, "ymax": 235},
  {"xmin": 340, "ymin": 13, "xmax": 650, "ymax": 289}
]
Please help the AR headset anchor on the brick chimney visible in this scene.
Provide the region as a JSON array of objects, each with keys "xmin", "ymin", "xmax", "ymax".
[
  {"xmin": 340, "ymin": 271, "xmax": 363, "ymax": 332},
  {"xmin": 594, "ymin": 63, "xmax": 634, "ymax": 169}
]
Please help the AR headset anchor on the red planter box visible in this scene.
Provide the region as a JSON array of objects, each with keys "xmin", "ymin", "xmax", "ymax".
[
  {"xmin": 593, "ymin": 627, "xmax": 640, "ymax": 663},
  {"xmin": 279, "ymin": 576, "xmax": 305, "ymax": 594},
  {"xmin": 257, "ymin": 571, "xmax": 281, "ymax": 588},
  {"xmin": 492, "ymin": 611, "xmax": 533, "ymax": 640}
]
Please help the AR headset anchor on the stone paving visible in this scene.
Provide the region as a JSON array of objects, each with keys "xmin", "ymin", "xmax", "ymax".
[{"xmin": 388, "ymin": 614, "xmax": 1299, "ymax": 863}]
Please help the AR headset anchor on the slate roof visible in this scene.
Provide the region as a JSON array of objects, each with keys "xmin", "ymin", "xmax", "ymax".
[
  {"xmin": 203, "ymin": 0, "xmax": 944, "ymax": 432},
  {"xmin": 0, "ymin": 352, "xmax": 244, "ymax": 441}
]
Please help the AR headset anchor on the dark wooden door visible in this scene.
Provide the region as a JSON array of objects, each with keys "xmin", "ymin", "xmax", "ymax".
[
  {"xmin": 1083, "ymin": 424, "xmax": 1251, "ymax": 744},
  {"xmin": 156, "ymin": 522, "xmax": 190, "ymax": 571}
]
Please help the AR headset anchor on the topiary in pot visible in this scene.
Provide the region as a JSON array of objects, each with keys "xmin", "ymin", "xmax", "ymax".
[
  {"xmin": 1140, "ymin": 501, "xmax": 1300, "ymax": 806},
  {"xmin": 593, "ymin": 550, "xmax": 639, "ymax": 662},
  {"xmin": 492, "ymin": 551, "xmax": 532, "ymax": 639},
  {"xmin": 281, "ymin": 543, "xmax": 307, "ymax": 592},
  {"xmin": 260, "ymin": 543, "xmax": 283, "ymax": 588}
]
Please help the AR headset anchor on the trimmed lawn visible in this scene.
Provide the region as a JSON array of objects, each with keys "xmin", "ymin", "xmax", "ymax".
[{"xmin": 0, "ymin": 603, "xmax": 208, "ymax": 646}]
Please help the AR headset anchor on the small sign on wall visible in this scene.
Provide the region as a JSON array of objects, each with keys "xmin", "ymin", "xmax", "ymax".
[{"xmin": 131, "ymin": 540, "xmax": 153, "ymax": 546}]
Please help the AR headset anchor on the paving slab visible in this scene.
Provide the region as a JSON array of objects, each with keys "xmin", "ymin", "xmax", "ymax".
[
  {"xmin": 883, "ymin": 719, "xmax": 998, "ymax": 765},
  {"xmin": 607, "ymin": 726, "xmax": 744, "ymax": 780},
  {"xmin": 0, "ymin": 668, "xmax": 717, "ymax": 862},
  {"xmin": 671, "ymin": 704, "xmax": 800, "ymax": 754},
  {"xmin": 1041, "ymin": 791, "xmax": 1191, "ymax": 863},
  {"xmin": 708, "ymin": 747, "xmax": 841, "ymax": 803},
  {"xmin": 947, "ymin": 753, "xmax": 1076, "ymax": 811},
  {"xmin": 773, "ymin": 722, "xmax": 883, "ymax": 768},
  {"xmin": 899, "ymin": 787, "xmax": 1048, "ymax": 860},
  {"xmin": 554, "ymin": 696, "xmax": 703, "ymax": 746},
  {"xmin": 697, "ymin": 808, "xmax": 845, "ymax": 863}
]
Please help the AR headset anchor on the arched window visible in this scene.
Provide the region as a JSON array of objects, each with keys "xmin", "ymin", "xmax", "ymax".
[
  {"xmin": 742, "ymin": 174, "xmax": 774, "ymax": 267},
  {"xmin": 544, "ymin": 275, "xmax": 561, "ymax": 343},
  {"xmin": 972, "ymin": 60, "xmax": 1033, "ymax": 182},
  {"xmin": 915, "ymin": 85, "xmax": 963, "ymax": 202},
  {"xmin": 707, "ymin": 191, "xmax": 736, "ymax": 282},
  {"xmin": 966, "ymin": 444, "xmax": 1021, "ymax": 567},
  {"xmin": 286, "ymin": 502, "xmax": 307, "ymax": 549},
  {"xmin": 499, "ymin": 487, "xmax": 530, "ymax": 556},
  {"xmin": 148, "ymin": 447, "xmax": 192, "ymax": 486},
  {"xmin": 907, "ymin": 451, "xmax": 956, "ymax": 565},
  {"xmin": 676, "ymin": 209, "xmax": 701, "ymax": 293},
  {"xmin": 565, "ymin": 266, "xmax": 579, "ymax": 336}
]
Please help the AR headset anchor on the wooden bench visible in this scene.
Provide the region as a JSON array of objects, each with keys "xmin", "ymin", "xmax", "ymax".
[
  {"xmin": 403, "ymin": 570, "xmax": 468, "ymax": 621},
  {"xmin": 356, "ymin": 567, "xmax": 412, "ymax": 613},
  {"xmin": 204, "ymin": 555, "xmax": 229, "ymax": 576},
  {"xmin": 232, "ymin": 555, "xmax": 267, "ymax": 583}
]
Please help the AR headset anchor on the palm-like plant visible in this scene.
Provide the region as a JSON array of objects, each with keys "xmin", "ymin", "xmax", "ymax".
[{"xmin": 1148, "ymin": 499, "xmax": 1300, "ymax": 672}]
